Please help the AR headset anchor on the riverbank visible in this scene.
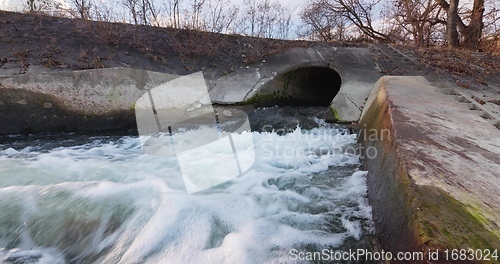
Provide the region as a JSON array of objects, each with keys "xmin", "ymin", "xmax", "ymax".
[{"xmin": 0, "ymin": 10, "xmax": 322, "ymax": 77}]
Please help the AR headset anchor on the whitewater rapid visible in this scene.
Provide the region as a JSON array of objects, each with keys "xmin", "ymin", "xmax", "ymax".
[{"xmin": 0, "ymin": 119, "xmax": 374, "ymax": 263}]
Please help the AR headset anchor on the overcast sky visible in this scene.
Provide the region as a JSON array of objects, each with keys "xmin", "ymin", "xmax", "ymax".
[
  {"xmin": 1, "ymin": 0, "xmax": 308, "ymax": 15},
  {"xmin": 1, "ymin": 0, "xmax": 308, "ymax": 38}
]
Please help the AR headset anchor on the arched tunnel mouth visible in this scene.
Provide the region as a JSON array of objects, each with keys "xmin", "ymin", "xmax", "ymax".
[{"xmin": 250, "ymin": 66, "xmax": 342, "ymax": 106}]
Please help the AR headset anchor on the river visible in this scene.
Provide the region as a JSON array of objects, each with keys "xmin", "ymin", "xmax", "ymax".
[{"xmin": 0, "ymin": 106, "xmax": 375, "ymax": 264}]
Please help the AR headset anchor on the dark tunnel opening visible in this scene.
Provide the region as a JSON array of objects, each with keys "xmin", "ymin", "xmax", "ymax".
[
  {"xmin": 286, "ymin": 66, "xmax": 342, "ymax": 105},
  {"xmin": 254, "ymin": 66, "xmax": 342, "ymax": 106}
]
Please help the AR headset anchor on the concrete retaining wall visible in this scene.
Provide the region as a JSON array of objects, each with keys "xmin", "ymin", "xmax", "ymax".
[
  {"xmin": 359, "ymin": 76, "xmax": 500, "ymax": 262},
  {"xmin": 0, "ymin": 68, "xmax": 178, "ymax": 134},
  {"xmin": 1, "ymin": 45, "xmax": 499, "ymax": 263},
  {"xmin": 0, "ymin": 67, "xmax": 179, "ymax": 114},
  {"xmin": 0, "ymin": 46, "xmax": 382, "ymax": 134}
]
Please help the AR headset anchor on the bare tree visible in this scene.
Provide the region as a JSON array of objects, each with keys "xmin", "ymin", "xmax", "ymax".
[
  {"xmin": 205, "ymin": 0, "xmax": 239, "ymax": 33},
  {"xmin": 436, "ymin": 0, "xmax": 485, "ymax": 50},
  {"xmin": 164, "ymin": 0, "xmax": 182, "ymax": 28},
  {"xmin": 442, "ymin": 0, "xmax": 460, "ymax": 47},
  {"xmin": 255, "ymin": 0, "xmax": 275, "ymax": 37},
  {"xmin": 300, "ymin": 0, "xmax": 388, "ymax": 41},
  {"xmin": 465, "ymin": 0, "xmax": 486, "ymax": 50},
  {"xmin": 482, "ymin": 0, "xmax": 500, "ymax": 36},
  {"xmin": 122, "ymin": 0, "xmax": 140, "ymax": 25},
  {"xmin": 145, "ymin": 0, "xmax": 162, "ymax": 26},
  {"xmin": 122, "ymin": 0, "xmax": 161, "ymax": 26},
  {"xmin": 322, "ymin": 0, "xmax": 388, "ymax": 41},
  {"xmin": 237, "ymin": 0, "xmax": 293, "ymax": 39},
  {"xmin": 275, "ymin": 4, "xmax": 293, "ymax": 39},
  {"xmin": 242, "ymin": 0, "xmax": 259, "ymax": 36},
  {"xmin": 69, "ymin": 0, "xmax": 93, "ymax": 19},
  {"xmin": 190, "ymin": 0, "xmax": 206, "ymax": 29},
  {"xmin": 92, "ymin": 1, "xmax": 117, "ymax": 22},
  {"xmin": 140, "ymin": 0, "xmax": 148, "ymax": 25},
  {"xmin": 300, "ymin": 1, "xmax": 349, "ymax": 41},
  {"xmin": 389, "ymin": 0, "xmax": 445, "ymax": 46}
]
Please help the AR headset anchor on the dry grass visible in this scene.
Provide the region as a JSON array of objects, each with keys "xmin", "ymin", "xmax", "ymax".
[
  {"xmin": 413, "ymin": 46, "xmax": 500, "ymax": 80},
  {"xmin": 74, "ymin": 20, "xmax": 125, "ymax": 47},
  {"xmin": 239, "ymin": 38, "xmax": 309, "ymax": 65},
  {"xmin": 481, "ymin": 35, "xmax": 500, "ymax": 55},
  {"xmin": 168, "ymin": 30, "xmax": 228, "ymax": 60},
  {"xmin": 0, "ymin": 10, "xmax": 313, "ymax": 76},
  {"xmin": 489, "ymin": 99, "xmax": 500, "ymax": 106}
]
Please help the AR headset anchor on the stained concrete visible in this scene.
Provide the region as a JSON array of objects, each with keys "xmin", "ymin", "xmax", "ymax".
[
  {"xmin": 254, "ymin": 65, "xmax": 342, "ymax": 105},
  {"xmin": 0, "ymin": 68, "xmax": 181, "ymax": 134},
  {"xmin": 206, "ymin": 46, "xmax": 381, "ymax": 120},
  {"xmin": 0, "ymin": 67, "xmax": 179, "ymax": 114},
  {"xmin": 0, "ymin": 46, "xmax": 382, "ymax": 134},
  {"xmin": 359, "ymin": 76, "xmax": 500, "ymax": 262},
  {"xmin": 374, "ymin": 44, "xmax": 500, "ymax": 128},
  {"xmin": 329, "ymin": 47, "xmax": 383, "ymax": 121},
  {"xmin": 206, "ymin": 46, "xmax": 340, "ymax": 103},
  {"xmin": 1, "ymin": 39, "xmax": 499, "ymax": 263}
]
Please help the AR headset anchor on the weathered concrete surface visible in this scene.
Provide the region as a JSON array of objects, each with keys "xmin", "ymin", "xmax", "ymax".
[
  {"xmin": 228, "ymin": 46, "xmax": 381, "ymax": 121},
  {"xmin": 359, "ymin": 76, "xmax": 500, "ymax": 262},
  {"xmin": 330, "ymin": 47, "xmax": 383, "ymax": 121},
  {"xmin": 0, "ymin": 67, "xmax": 179, "ymax": 114},
  {"xmin": 374, "ymin": 44, "xmax": 500, "ymax": 128},
  {"xmin": 207, "ymin": 46, "xmax": 381, "ymax": 121},
  {"xmin": 0, "ymin": 68, "xmax": 179, "ymax": 134},
  {"xmin": 207, "ymin": 46, "xmax": 339, "ymax": 103},
  {"xmin": 0, "ymin": 45, "xmax": 381, "ymax": 134},
  {"xmin": 253, "ymin": 65, "xmax": 341, "ymax": 106}
]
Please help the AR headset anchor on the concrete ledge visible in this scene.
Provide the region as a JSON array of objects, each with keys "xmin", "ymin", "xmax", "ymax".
[
  {"xmin": 359, "ymin": 76, "xmax": 500, "ymax": 262},
  {"xmin": 330, "ymin": 47, "xmax": 383, "ymax": 122},
  {"xmin": 0, "ymin": 67, "xmax": 179, "ymax": 114},
  {"xmin": 0, "ymin": 67, "xmax": 181, "ymax": 134},
  {"xmin": 0, "ymin": 87, "xmax": 137, "ymax": 134}
]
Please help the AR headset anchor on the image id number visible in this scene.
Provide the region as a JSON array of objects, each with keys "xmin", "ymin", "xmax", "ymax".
[{"xmin": 444, "ymin": 249, "xmax": 498, "ymax": 261}]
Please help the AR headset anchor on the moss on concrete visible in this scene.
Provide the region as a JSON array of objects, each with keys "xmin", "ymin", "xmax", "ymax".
[
  {"xmin": 358, "ymin": 77, "xmax": 500, "ymax": 262},
  {"xmin": 251, "ymin": 64, "xmax": 341, "ymax": 107},
  {"xmin": 415, "ymin": 185, "xmax": 500, "ymax": 251},
  {"xmin": 0, "ymin": 88, "xmax": 136, "ymax": 135},
  {"xmin": 330, "ymin": 106, "xmax": 342, "ymax": 122},
  {"xmin": 242, "ymin": 90, "xmax": 325, "ymax": 107},
  {"xmin": 242, "ymin": 91, "xmax": 290, "ymax": 106}
]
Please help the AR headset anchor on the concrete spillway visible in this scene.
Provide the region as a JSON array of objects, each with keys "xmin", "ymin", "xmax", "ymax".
[
  {"xmin": 1, "ymin": 45, "xmax": 499, "ymax": 263},
  {"xmin": 359, "ymin": 76, "xmax": 500, "ymax": 260},
  {"xmin": 0, "ymin": 46, "xmax": 382, "ymax": 134}
]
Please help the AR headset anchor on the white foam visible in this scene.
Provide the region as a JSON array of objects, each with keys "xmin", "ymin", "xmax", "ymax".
[
  {"xmin": 0, "ymin": 126, "xmax": 373, "ymax": 263},
  {"xmin": 0, "ymin": 248, "xmax": 65, "ymax": 264}
]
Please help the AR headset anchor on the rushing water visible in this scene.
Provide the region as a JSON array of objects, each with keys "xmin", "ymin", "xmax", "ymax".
[{"xmin": 0, "ymin": 107, "xmax": 374, "ymax": 264}]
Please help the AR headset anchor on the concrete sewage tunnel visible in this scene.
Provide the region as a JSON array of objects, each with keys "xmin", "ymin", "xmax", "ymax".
[{"xmin": 255, "ymin": 65, "xmax": 342, "ymax": 106}]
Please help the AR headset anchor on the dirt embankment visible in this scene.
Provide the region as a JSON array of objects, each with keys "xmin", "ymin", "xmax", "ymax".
[{"xmin": 0, "ymin": 11, "xmax": 327, "ymax": 77}]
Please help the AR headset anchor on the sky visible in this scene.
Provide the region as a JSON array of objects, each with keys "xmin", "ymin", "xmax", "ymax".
[
  {"xmin": 1, "ymin": 0, "xmax": 69, "ymax": 12},
  {"xmin": 0, "ymin": 0, "xmax": 308, "ymax": 39},
  {"xmin": 0, "ymin": 0, "xmax": 307, "ymax": 16},
  {"xmin": 3, "ymin": 0, "xmax": 494, "ymax": 40}
]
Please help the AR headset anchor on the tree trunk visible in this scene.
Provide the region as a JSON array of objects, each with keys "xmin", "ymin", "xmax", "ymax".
[
  {"xmin": 463, "ymin": 0, "xmax": 484, "ymax": 50},
  {"xmin": 446, "ymin": 0, "xmax": 460, "ymax": 48},
  {"xmin": 141, "ymin": 0, "xmax": 148, "ymax": 25}
]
